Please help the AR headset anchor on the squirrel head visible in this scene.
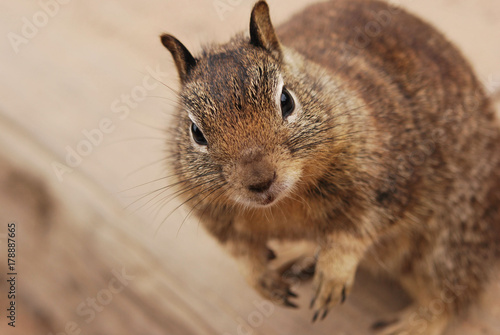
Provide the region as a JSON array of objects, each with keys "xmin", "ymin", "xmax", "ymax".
[{"xmin": 160, "ymin": 1, "xmax": 350, "ymax": 209}]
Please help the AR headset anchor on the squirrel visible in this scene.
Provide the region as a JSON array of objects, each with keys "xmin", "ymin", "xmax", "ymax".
[{"xmin": 159, "ymin": 0, "xmax": 500, "ymax": 333}]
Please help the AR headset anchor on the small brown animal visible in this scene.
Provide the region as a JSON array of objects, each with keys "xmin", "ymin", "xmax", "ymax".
[{"xmin": 159, "ymin": 0, "xmax": 500, "ymax": 333}]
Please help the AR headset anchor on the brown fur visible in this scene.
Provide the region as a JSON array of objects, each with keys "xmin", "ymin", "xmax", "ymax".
[{"xmin": 160, "ymin": 1, "xmax": 500, "ymax": 333}]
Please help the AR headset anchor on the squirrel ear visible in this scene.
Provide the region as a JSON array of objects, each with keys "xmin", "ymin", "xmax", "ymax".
[
  {"xmin": 249, "ymin": 1, "xmax": 282, "ymax": 60},
  {"xmin": 160, "ymin": 34, "xmax": 197, "ymax": 83}
]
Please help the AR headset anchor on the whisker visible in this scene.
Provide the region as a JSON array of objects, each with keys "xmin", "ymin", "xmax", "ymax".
[
  {"xmin": 119, "ymin": 175, "xmax": 171, "ymax": 193},
  {"xmin": 104, "ymin": 137, "xmax": 167, "ymax": 146},
  {"xmin": 176, "ymin": 181, "xmax": 228, "ymax": 236},
  {"xmin": 196, "ymin": 184, "xmax": 232, "ymax": 224},
  {"xmin": 153, "ymin": 179, "xmax": 225, "ymax": 236},
  {"xmin": 129, "ymin": 119, "xmax": 169, "ymax": 132},
  {"xmin": 147, "ymin": 94, "xmax": 181, "ymax": 104},
  {"xmin": 122, "ymin": 155, "xmax": 175, "ymax": 179},
  {"xmin": 149, "ymin": 175, "xmax": 222, "ymax": 216},
  {"xmin": 144, "ymin": 72, "xmax": 180, "ymax": 96},
  {"xmin": 124, "ymin": 168, "xmax": 217, "ymax": 209}
]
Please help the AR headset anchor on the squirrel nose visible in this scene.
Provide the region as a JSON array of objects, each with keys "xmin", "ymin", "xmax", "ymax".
[
  {"xmin": 248, "ymin": 172, "xmax": 276, "ymax": 193},
  {"xmin": 237, "ymin": 148, "xmax": 277, "ymax": 193}
]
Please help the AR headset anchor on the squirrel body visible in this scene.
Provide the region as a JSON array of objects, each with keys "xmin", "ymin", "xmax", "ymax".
[{"xmin": 160, "ymin": 1, "xmax": 500, "ymax": 333}]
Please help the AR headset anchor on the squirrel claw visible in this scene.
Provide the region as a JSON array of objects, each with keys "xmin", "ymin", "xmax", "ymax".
[
  {"xmin": 310, "ymin": 268, "xmax": 350, "ymax": 321},
  {"xmin": 284, "ymin": 298, "xmax": 299, "ymax": 308},
  {"xmin": 312, "ymin": 310, "xmax": 320, "ymax": 323},
  {"xmin": 283, "ymin": 288, "xmax": 299, "ymax": 308},
  {"xmin": 321, "ymin": 308, "xmax": 330, "ymax": 320},
  {"xmin": 309, "ymin": 296, "xmax": 316, "ymax": 309},
  {"xmin": 311, "ymin": 306, "xmax": 331, "ymax": 323},
  {"xmin": 256, "ymin": 270, "xmax": 299, "ymax": 308},
  {"xmin": 287, "ymin": 289, "xmax": 298, "ymax": 298}
]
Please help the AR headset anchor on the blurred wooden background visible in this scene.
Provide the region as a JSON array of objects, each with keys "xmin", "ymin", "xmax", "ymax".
[{"xmin": 0, "ymin": 0, "xmax": 499, "ymax": 334}]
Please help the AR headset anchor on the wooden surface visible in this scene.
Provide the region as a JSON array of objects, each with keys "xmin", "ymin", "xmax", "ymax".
[{"xmin": 0, "ymin": 1, "xmax": 499, "ymax": 334}]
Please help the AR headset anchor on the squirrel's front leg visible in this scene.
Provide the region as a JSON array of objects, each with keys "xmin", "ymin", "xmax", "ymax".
[
  {"xmin": 310, "ymin": 234, "xmax": 370, "ymax": 321},
  {"xmin": 226, "ymin": 239, "xmax": 299, "ymax": 308}
]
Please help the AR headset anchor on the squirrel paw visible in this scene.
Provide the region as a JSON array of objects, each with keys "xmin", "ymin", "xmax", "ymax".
[
  {"xmin": 278, "ymin": 255, "xmax": 316, "ymax": 282},
  {"xmin": 309, "ymin": 269, "xmax": 353, "ymax": 322},
  {"xmin": 371, "ymin": 305, "xmax": 449, "ymax": 335},
  {"xmin": 255, "ymin": 269, "xmax": 299, "ymax": 308}
]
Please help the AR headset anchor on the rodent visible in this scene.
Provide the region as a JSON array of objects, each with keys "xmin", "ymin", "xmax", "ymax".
[{"xmin": 159, "ymin": 0, "xmax": 500, "ymax": 333}]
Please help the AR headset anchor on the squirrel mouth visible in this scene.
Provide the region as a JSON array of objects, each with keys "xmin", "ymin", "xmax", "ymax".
[
  {"xmin": 261, "ymin": 194, "xmax": 276, "ymax": 206},
  {"xmin": 247, "ymin": 184, "xmax": 286, "ymax": 207},
  {"xmin": 234, "ymin": 175, "xmax": 298, "ymax": 208},
  {"xmin": 249, "ymin": 193, "xmax": 277, "ymax": 207}
]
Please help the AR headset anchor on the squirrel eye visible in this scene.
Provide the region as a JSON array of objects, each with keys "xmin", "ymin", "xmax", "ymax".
[
  {"xmin": 280, "ymin": 87, "xmax": 295, "ymax": 119},
  {"xmin": 191, "ymin": 122, "xmax": 208, "ymax": 146}
]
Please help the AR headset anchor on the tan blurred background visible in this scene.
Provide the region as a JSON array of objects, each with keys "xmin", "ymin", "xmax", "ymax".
[{"xmin": 0, "ymin": 1, "xmax": 499, "ymax": 334}]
